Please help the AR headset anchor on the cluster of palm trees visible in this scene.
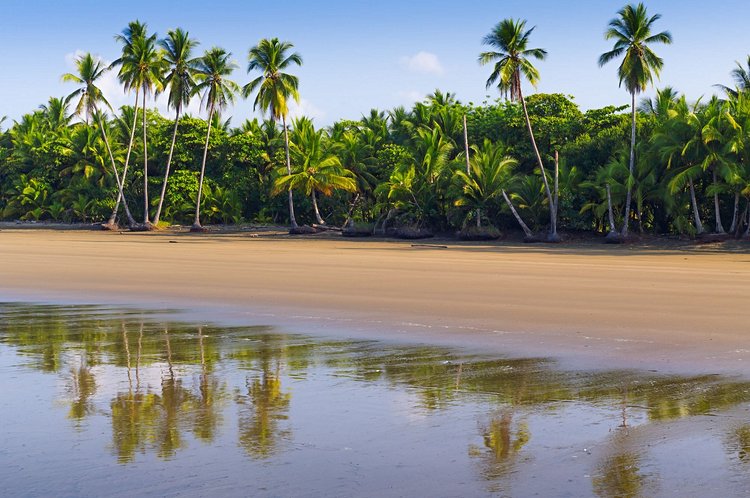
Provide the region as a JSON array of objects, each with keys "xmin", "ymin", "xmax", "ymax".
[
  {"xmin": 61, "ymin": 21, "xmax": 303, "ymax": 231},
  {"xmin": 2, "ymin": 4, "xmax": 750, "ymax": 240}
]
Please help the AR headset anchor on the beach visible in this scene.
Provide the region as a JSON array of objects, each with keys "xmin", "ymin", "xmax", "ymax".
[{"xmin": 1, "ymin": 228, "xmax": 749, "ymax": 374}]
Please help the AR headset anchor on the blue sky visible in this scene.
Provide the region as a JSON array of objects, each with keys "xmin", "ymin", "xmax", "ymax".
[{"xmin": 2, "ymin": 0, "xmax": 749, "ymax": 126}]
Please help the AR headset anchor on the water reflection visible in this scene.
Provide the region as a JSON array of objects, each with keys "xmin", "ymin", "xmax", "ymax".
[{"xmin": 2, "ymin": 302, "xmax": 750, "ymax": 495}]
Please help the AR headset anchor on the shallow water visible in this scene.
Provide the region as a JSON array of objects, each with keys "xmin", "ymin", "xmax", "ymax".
[{"xmin": 2, "ymin": 303, "xmax": 750, "ymax": 497}]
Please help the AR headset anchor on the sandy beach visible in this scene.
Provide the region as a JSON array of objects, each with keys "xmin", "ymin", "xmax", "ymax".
[{"xmin": 1, "ymin": 228, "xmax": 749, "ymax": 374}]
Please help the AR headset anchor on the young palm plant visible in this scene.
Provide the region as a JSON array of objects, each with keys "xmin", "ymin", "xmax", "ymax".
[
  {"xmin": 599, "ymin": 2, "xmax": 672, "ymax": 237},
  {"xmin": 479, "ymin": 18, "xmax": 559, "ymax": 241},
  {"xmin": 275, "ymin": 119, "xmax": 356, "ymax": 225},
  {"xmin": 152, "ymin": 28, "xmax": 199, "ymax": 226},
  {"xmin": 62, "ymin": 53, "xmax": 136, "ymax": 226},
  {"xmin": 243, "ymin": 38, "xmax": 303, "ymax": 230},
  {"xmin": 191, "ymin": 47, "xmax": 239, "ymax": 231}
]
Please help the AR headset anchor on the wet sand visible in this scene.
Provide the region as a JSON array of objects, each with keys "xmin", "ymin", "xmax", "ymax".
[{"xmin": 1, "ymin": 228, "xmax": 749, "ymax": 374}]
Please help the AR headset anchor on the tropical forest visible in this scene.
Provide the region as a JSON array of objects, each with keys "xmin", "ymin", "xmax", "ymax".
[{"xmin": 2, "ymin": 4, "xmax": 750, "ymax": 241}]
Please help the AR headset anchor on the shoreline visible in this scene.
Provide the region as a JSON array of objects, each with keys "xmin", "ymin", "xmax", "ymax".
[{"xmin": 2, "ymin": 228, "xmax": 749, "ymax": 377}]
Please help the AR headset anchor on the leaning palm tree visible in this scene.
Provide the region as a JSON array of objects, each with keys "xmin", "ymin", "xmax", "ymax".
[
  {"xmin": 599, "ymin": 3, "xmax": 672, "ymax": 237},
  {"xmin": 191, "ymin": 47, "xmax": 239, "ymax": 231},
  {"xmin": 152, "ymin": 28, "xmax": 199, "ymax": 226},
  {"xmin": 119, "ymin": 31, "xmax": 164, "ymax": 226},
  {"xmin": 243, "ymin": 38, "xmax": 303, "ymax": 230},
  {"xmin": 62, "ymin": 53, "xmax": 136, "ymax": 226},
  {"xmin": 106, "ymin": 20, "xmax": 149, "ymax": 228},
  {"xmin": 479, "ymin": 18, "xmax": 559, "ymax": 241}
]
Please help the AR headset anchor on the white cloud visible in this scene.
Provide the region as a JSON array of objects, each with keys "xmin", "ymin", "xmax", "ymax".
[
  {"xmin": 399, "ymin": 51, "xmax": 444, "ymax": 75},
  {"xmin": 288, "ymin": 97, "xmax": 326, "ymax": 122},
  {"xmin": 397, "ymin": 90, "xmax": 426, "ymax": 105}
]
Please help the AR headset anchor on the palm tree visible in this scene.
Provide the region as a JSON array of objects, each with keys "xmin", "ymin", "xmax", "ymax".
[
  {"xmin": 716, "ymin": 56, "xmax": 750, "ymax": 98},
  {"xmin": 243, "ymin": 38, "xmax": 303, "ymax": 230},
  {"xmin": 191, "ymin": 47, "xmax": 239, "ymax": 231},
  {"xmin": 106, "ymin": 20, "xmax": 149, "ymax": 228},
  {"xmin": 599, "ymin": 3, "xmax": 672, "ymax": 237},
  {"xmin": 275, "ymin": 119, "xmax": 356, "ymax": 225},
  {"xmin": 118, "ymin": 28, "xmax": 163, "ymax": 226},
  {"xmin": 479, "ymin": 18, "xmax": 559, "ymax": 241},
  {"xmin": 152, "ymin": 28, "xmax": 199, "ymax": 226},
  {"xmin": 62, "ymin": 53, "xmax": 136, "ymax": 226}
]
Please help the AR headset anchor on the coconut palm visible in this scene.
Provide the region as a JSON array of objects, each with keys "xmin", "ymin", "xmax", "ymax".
[
  {"xmin": 191, "ymin": 47, "xmax": 239, "ymax": 231},
  {"xmin": 62, "ymin": 52, "xmax": 136, "ymax": 226},
  {"xmin": 599, "ymin": 2, "xmax": 672, "ymax": 237},
  {"xmin": 243, "ymin": 38, "xmax": 303, "ymax": 229},
  {"xmin": 479, "ymin": 18, "xmax": 559, "ymax": 241},
  {"xmin": 716, "ymin": 56, "xmax": 750, "ymax": 98},
  {"xmin": 152, "ymin": 28, "xmax": 199, "ymax": 226},
  {"xmin": 274, "ymin": 119, "xmax": 356, "ymax": 225},
  {"xmin": 118, "ymin": 28, "xmax": 164, "ymax": 226},
  {"xmin": 39, "ymin": 97, "xmax": 72, "ymax": 131}
]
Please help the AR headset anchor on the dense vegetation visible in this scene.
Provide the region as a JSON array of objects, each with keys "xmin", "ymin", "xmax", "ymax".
[{"xmin": 1, "ymin": 4, "xmax": 750, "ymax": 239}]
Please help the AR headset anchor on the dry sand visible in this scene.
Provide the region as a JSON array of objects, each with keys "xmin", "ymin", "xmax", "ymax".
[{"xmin": 1, "ymin": 228, "xmax": 749, "ymax": 374}]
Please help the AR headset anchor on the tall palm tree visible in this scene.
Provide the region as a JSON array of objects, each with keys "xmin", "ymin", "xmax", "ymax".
[
  {"xmin": 118, "ymin": 30, "xmax": 164, "ymax": 226},
  {"xmin": 243, "ymin": 38, "xmax": 303, "ymax": 229},
  {"xmin": 106, "ymin": 20, "xmax": 149, "ymax": 228},
  {"xmin": 479, "ymin": 18, "xmax": 559, "ymax": 241},
  {"xmin": 62, "ymin": 53, "xmax": 136, "ymax": 226},
  {"xmin": 191, "ymin": 47, "xmax": 239, "ymax": 231},
  {"xmin": 152, "ymin": 28, "xmax": 199, "ymax": 226},
  {"xmin": 716, "ymin": 56, "xmax": 750, "ymax": 98},
  {"xmin": 599, "ymin": 3, "xmax": 672, "ymax": 237}
]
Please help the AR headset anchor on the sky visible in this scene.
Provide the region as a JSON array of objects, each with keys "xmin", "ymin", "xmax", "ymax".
[{"xmin": 1, "ymin": 0, "xmax": 749, "ymax": 127}]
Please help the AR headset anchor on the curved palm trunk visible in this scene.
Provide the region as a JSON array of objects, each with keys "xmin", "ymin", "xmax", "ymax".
[
  {"xmin": 463, "ymin": 114, "xmax": 481, "ymax": 228},
  {"xmin": 153, "ymin": 105, "xmax": 181, "ymax": 225},
  {"xmin": 502, "ymin": 189, "xmax": 533, "ymax": 239},
  {"xmin": 142, "ymin": 86, "xmax": 150, "ymax": 226},
  {"xmin": 93, "ymin": 103, "xmax": 136, "ymax": 226},
  {"xmin": 605, "ymin": 184, "xmax": 617, "ymax": 234},
  {"xmin": 712, "ymin": 169, "xmax": 725, "ymax": 234},
  {"xmin": 518, "ymin": 87, "xmax": 557, "ymax": 241},
  {"xmin": 192, "ymin": 105, "xmax": 214, "ymax": 230},
  {"xmin": 282, "ymin": 115, "xmax": 298, "ymax": 228},
  {"xmin": 622, "ymin": 91, "xmax": 636, "ymax": 237},
  {"xmin": 107, "ymin": 90, "xmax": 140, "ymax": 227},
  {"xmin": 729, "ymin": 192, "xmax": 740, "ymax": 233},
  {"xmin": 688, "ymin": 177, "xmax": 704, "ymax": 235},
  {"xmin": 311, "ymin": 191, "xmax": 325, "ymax": 225}
]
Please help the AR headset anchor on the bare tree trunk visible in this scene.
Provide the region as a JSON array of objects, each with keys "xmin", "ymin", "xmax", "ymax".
[
  {"xmin": 192, "ymin": 105, "xmax": 214, "ymax": 231},
  {"xmin": 464, "ymin": 114, "xmax": 480, "ymax": 227},
  {"xmin": 93, "ymin": 103, "xmax": 136, "ymax": 227},
  {"xmin": 142, "ymin": 89, "xmax": 150, "ymax": 226},
  {"xmin": 729, "ymin": 191, "xmax": 740, "ymax": 233},
  {"xmin": 502, "ymin": 189, "xmax": 533, "ymax": 239},
  {"xmin": 107, "ymin": 90, "xmax": 139, "ymax": 227},
  {"xmin": 476, "ymin": 209, "xmax": 481, "ymax": 228},
  {"xmin": 282, "ymin": 114, "xmax": 298, "ymax": 229},
  {"xmin": 713, "ymin": 169, "xmax": 725, "ymax": 234},
  {"xmin": 311, "ymin": 190, "xmax": 325, "ymax": 225},
  {"xmin": 688, "ymin": 177, "xmax": 704, "ymax": 235},
  {"xmin": 606, "ymin": 184, "xmax": 617, "ymax": 234},
  {"xmin": 550, "ymin": 150, "xmax": 560, "ymax": 241},
  {"xmin": 518, "ymin": 88, "xmax": 556, "ymax": 241},
  {"xmin": 153, "ymin": 105, "xmax": 181, "ymax": 226},
  {"xmin": 622, "ymin": 91, "xmax": 636, "ymax": 238}
]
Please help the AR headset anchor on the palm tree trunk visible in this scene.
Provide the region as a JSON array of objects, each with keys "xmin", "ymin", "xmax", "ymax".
[
  {"xmin": 463, "ymin": 114, "xmax": 481, "ymax": 229},
  {"xmin": 153, "ymin": 105, "xmax": 181, "ymax": 225},
  {"xmin": 688, "ymin": 177, "xmax": 704, "ymax": 234},
  {"xmin": 502, "ymin": 189, "xmax": 533, "ymax": 239},
  {"xmin": 744, "ymin": 199, "xmax": 750, "ymax": 238},
  {"xmin": 93, "ymin": 103, "xmax": 136, "ymax": 226},
  {"xmin": 622, "ymin": 91, "xmax": 636, "ymax": 238},
  {"xmin": 730, "ymin": 192, "xmax": 740, "ymax": 233},
  {"xmin": 311, "ymin": 191, "xmax": 325, "ymax": 225},
  {"xmin": 142, "ymin": 86, "xmax": 150, "ymax": 225},
  {"xmin": 282, "ymin": 115, "xmax": 298, "ymax": 229},
  {"xmin": 606, "ymin": 184, "xmax": 617, "ymax": 234},
  {"xmin": 192, "ymin": 105, "xmax": 214, "ymax": 230},
  {"xmin": 108, "ymin": 90, "xmax": 140, "ymax": 227},
  {"xmin": 713, "ymin": 169, "xmax": 725, "ymax": 234},
  {"xmin": 476, "ymin": 208, "xmax": 481, "ymax": 228},
  {"xmin": 518, "ymin": 87, "xmax": 557, "ymax": 241}
]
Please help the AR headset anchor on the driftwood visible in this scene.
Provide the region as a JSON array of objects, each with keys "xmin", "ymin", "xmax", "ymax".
[
  {"xmin": 411, "ymin": 244, "xmax": 448, "ymax": 249},
  {"xmin": 312, "ymin": 224, "xmax": 342, "ymax": 232}
]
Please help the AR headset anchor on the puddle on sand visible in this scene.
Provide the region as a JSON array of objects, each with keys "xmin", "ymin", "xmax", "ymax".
[{"xmin": 2, "ymin": 302, "xmax": 750, "ymax": 497}]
